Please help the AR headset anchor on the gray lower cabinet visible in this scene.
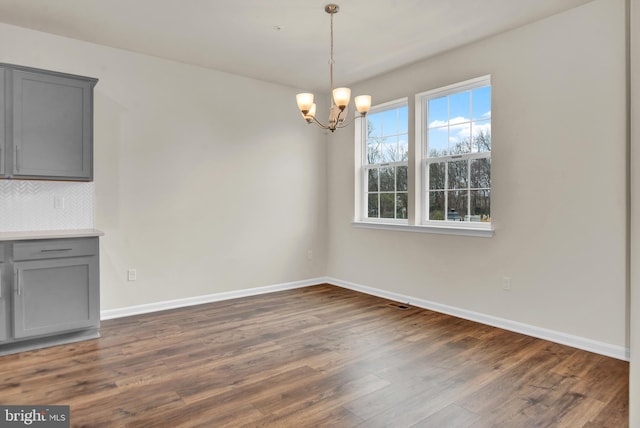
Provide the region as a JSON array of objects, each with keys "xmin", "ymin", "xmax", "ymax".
[
  {"xmin": 0, "ymin": 237, "xmax": 100, "ymax": 355},
  {"xmin": 13, "ymin": 256, "xmax": 99, "ymax": 339},
  {"xmin": 1, "ymin": 63, "xmax": 98, "ymax": 181}
]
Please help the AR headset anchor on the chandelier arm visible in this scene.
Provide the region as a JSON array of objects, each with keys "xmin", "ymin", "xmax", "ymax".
[
  {"xmin": 335, "ymin": 113, "xmax": 366, "ymax": 129},
  {"xmin": 310, "ymin": 116, "xmax": 330, "ymax": 129}
]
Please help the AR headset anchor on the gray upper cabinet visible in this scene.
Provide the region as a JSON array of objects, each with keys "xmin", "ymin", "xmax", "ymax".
[
  {"xmin": 1, "ymin": 64, "xmax": 98, "ymax": 181},
  {"xmin": 0, "ymin": 67, "xmax": 5, "ymax": 177}
]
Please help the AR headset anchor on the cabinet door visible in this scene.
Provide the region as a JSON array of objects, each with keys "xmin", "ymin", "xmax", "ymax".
[
  {"xmin": 0, "ymin": 263, "xmax": 8, "ymax": 342},
  {"xmin": 13, "ymin": 256, "xmax": 99, "ymax": 339},
  {"xmin": 0, "ymin": 244, "xmax": 7, "ymax": 342},
  {"xmin": 12, "ymin": 70, "xmax": 92, "ymax": 180}
]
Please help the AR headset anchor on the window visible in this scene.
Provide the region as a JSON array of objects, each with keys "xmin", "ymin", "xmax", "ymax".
[
  {"xmin": 361, "ymin": 99, "xmax": 409, "ymax": 222},
  {"xmin": 419, "ymin": 76, "xmax": 491, "ymax": 227},
  {"xmin": 354, "ymin": 76, "xmax": 492, "ymax": 237}
]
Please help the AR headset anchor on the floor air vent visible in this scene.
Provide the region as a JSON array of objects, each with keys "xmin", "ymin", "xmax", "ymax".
[{"xmin": 388, "ymin": 302, "xmax": 411, "ymax": 310}]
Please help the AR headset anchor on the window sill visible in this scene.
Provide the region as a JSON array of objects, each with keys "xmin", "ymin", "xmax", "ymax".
[{"xmin": 352, "ymin": 221, "xmax": 494, "ymax": 238}]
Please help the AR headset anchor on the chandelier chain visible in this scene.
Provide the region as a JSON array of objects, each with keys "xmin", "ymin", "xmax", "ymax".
[{"xmin": 330, "ymin": 10, "xmax": 334, "ymax": 103}]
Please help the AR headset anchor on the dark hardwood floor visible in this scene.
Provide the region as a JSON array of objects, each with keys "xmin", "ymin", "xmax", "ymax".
[{"xmin": 0, "ymin": 284, "xmax": 629, "ymax": 427}]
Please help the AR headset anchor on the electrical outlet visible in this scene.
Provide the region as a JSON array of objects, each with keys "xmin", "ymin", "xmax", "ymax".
[
  {"xmin": 127, "ymin": 269, "xmax": 137, "ymax": 281},
  {"xmin": 53, "ymin": 195, "xmax": 64, "ymax": 209},
  {"xmin": 502, "ymin": 276, "xmax": 511, "ymax": 291}
]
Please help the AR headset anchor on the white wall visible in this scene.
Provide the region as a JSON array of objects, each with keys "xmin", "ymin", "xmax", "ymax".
[
  {"xmin": 327, "ymin": 0, "xmax": 628, "ymax": 350},
  {"xmin": 0, "ymin": 23, "xmax": 328, "ymax": 310}
]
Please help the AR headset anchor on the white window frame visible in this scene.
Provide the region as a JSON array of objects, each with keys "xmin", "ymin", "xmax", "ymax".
[
  {"xmin": 356, "ymin": 97, "xmax": 409, "ymax": 225},
  {"xmin": 353, "ymin": 76, "xmax": 494, "ymax": 238},
  {"xmin": 416, "ymin": 75, "xmax": 492, "ymax": 233}
]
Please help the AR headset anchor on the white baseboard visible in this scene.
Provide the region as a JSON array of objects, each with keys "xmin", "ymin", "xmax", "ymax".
[
  {"xmin": 100, "ymin": 277, "xmax": 324, "ymax": 320},
  {"xmin": 101, "ymin": 276, "xmax": 630, "ymax": 361},
  {"xmin": 325, "ymin": 277, "xmax": 630, "ymax": 362}
]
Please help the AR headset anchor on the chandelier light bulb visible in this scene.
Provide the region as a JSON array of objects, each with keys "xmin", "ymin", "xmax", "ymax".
[
  {"xmin": 354, "ymin": 95, "xmax": 372, "ymax": 114},
  {"xmin": 304, "ymin": 103, "xmax": 317, "ymax": 122},
  {"xmin": 296, "ymin": 93, "xmax": 314, "ymax": 114},
  {"xmin": 332, "ymin": 87, "xmax": 351, "ymax": 109}
]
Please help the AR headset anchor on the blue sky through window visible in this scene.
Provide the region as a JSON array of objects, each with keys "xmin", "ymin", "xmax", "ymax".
[{"xmin": 427, "ymin": 85, "xmax": 491, "ymax": 155}]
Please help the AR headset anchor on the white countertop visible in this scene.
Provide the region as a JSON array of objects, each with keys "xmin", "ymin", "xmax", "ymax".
[{"xmin": 0, "ymin": 229, "xmax": 104, "ymax": 241}]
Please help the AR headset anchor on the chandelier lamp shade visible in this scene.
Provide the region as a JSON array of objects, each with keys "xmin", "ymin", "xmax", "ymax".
[{"xmin": 295, "ymin": 4, "xmax": 371, "ymax": 132}]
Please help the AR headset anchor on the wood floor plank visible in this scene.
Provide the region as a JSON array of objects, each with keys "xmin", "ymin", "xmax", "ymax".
[
  {"xmin": 412, "ymin": 403, "xmax": 480, "ymax": 428},
  {"xmin": 0, "ymin": 284, "xmax": 628, "ymax": 427},
  {"xmin": 251, "ymin": 372, "xmax": 387, "ymax": 427},
  {"xmin": 582, "ymin": 382, "xmax": 629, "ymax": 428}
]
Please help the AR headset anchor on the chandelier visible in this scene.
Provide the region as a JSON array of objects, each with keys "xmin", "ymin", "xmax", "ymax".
[{"xmin": 295, "ymin": 4, "xmax": 372, "ymax": 132}]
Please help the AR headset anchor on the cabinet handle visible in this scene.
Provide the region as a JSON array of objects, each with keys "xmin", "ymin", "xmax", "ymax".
[
  {"xmin": 40, "ymin": 248, "xmax": 73, "ymax": 252},
  {"xmin": 0, "ymin": 269, "xmax": 2, "ymax": 299},
  {"xmin": 15, "ymin": 269, "xmax": 21, "ymax": 296},
  {"xmin": 14, "ymin": 146, "xmax": 19, "ymax": 172}
]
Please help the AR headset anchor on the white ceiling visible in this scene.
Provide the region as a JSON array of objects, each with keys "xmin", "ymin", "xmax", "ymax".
[{"xmin": 0, "ymin": 0, "xmax": 594, "ymax": 92}]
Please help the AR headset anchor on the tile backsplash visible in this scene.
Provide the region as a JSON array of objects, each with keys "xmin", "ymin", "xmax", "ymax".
[{"xmin": 0, "ymin": 181, "xmax": 94, "ymax": 231}]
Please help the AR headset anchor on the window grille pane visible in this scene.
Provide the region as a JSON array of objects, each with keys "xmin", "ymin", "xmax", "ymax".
[
  {"xmin": 398, "ymin": 106, "xmax": 409, "ymax": 134},
  {"xmin": 381, "ymin": 136, "xmax": 399, "ymax": 163},
  {"xmin": 381, "ymin": 109, "xmax": 399, "ymax": 135},
  {"xmin": 429, "ymin": 191, "xmax": 445, "ymax": 220},
  {"xmin": 380, "ymin": 194, "xmax": 395, "ymax": 218},
  {"xmin": 447, "ymin": 190, "xmax": 468, "ymax": 221},
  {"xmin": 396, "ymin": 193, "xmax": 408, "ymax": 219},
  {"xmin": 367, "ymin": 114, "xmax": 383, "ymax": 139},
  {"xmin": 450, "ymin": 122, "xmax": 472, "ymax": 154},
  {"xmin": 397, "ymin": 166, "xmax": 408, "ymax": 192},
  {"xmin": 368, "ymin": 193, "xmax": 379, "ymax": 218},
  {"xmin": 429, "ymin": 162, "xmax": 445, "ymax": 190},
  {"xmin": 368, "ymin": 168, "xmax": 379, "ymax": 192},
  {"xmin": 448, "ymin": 160, "xmax": 468, "ymax": 189},
  {"xmin": 470, "ymin": 190, "xmax": 491, "ymax": 221},
  {"xmin": 380, "ymin": 167, "xmax": 395, "ymax": 192},
  {"xmin": 472, "ymin": 120, "xmax": 491, "ymax": 152},
  {"xmin": 449, "ymin": 91, "xmax": 471, "ymax": 120},
  {"xmin": 428, "ymin": 128, "xmax": 448, "ymax": 157},
  {"xmin": 428, "ymin": 96, "xmax": 448, "ymax": 127},
  {"xmin": 472, "ymin": 86, "xmax": 491, "ymax": 120},
  {"xmin": 470, "ymin": 158, "xmax": 491, "ymax": 189},
  {"xmin": 399, "ymin": 137, "xmax": 409, "ymax": 161},
  {"xmin": 367, "ymin": 140, "xmax": 381, "ymax": 164}
]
